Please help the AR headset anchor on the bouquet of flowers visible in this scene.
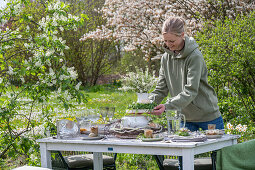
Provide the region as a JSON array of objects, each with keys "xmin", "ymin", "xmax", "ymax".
[{"xmin": 118, "ymin": 67, "xmax": 158, "ymax": 93}]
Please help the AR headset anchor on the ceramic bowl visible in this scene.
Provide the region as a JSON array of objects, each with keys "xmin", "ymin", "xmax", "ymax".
[{"xmin": 121, "ymin": 115, "xmax": 149, "ymax": 128}]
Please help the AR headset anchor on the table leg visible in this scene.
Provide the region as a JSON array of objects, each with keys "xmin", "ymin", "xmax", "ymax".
[
  {"xmin": 93, "ymin": 152, "xmax": 103, "ymax": 170},
  {"xmin": 153, "ymin": 155, "xmax": 164, "ymax": 170},
  {"xmin": 211, "ymin": 151, "xmax": 217, "ymax": 170},
  {"xmin": 182, "ymin": 149, "xmax": 194, "ymax": 170},
  {"xmin": 39, "ymin": 143, "xmax": 52, "ymax": 169}
]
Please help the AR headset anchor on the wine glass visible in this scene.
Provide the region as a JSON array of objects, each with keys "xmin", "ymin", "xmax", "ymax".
[
  {"xmin": 100, "ymin": 107, "xmax": 108, "ymax": 124},
  {"xmin": 100, "ymin": 107, "xmax": 115, "ymax": 137},
  {"xmin": 107, "ymin": 107, "xmax": 115, "ymax": 122}
]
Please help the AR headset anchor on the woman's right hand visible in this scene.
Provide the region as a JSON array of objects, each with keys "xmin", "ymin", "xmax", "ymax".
[{"xmin": 152, "ymin": 104, "xmax": 165, "ymax": 115}]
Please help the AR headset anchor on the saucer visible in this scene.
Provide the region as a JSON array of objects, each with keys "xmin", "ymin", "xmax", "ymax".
[
  {"xmin": 141, "ymin": 137, "xmax": 164, "ymax": 142},
  {"xmin": 80, "ymin": 135, "xmax": 104, "ymax": 140}
]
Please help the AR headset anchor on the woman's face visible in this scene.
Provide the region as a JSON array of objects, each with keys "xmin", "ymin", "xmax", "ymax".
[{"xmin": 163, "ymin": 32, "xmax": 184, "ymax": 51}]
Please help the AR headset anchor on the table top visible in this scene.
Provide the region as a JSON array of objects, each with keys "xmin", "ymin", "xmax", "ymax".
[{"xmin": 37, "ymin": 134, "xmax": 239, "ymax": 148}]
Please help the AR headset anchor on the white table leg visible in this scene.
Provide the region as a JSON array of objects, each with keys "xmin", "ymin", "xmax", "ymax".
[
  {"xmin": 93, "ymin": 152, "xmax": 103, "ymax": 170},
  {"xmin": 182, "ymin": 149, "xmax": 194, "ymax": 170},
  {"xmin": 40, "ymin": 143, "xmax": 52, "ymax": 169}
]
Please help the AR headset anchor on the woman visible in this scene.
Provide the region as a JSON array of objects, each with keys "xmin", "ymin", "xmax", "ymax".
[{"xmin": 151, "ymin": 16, "xmax": 224, "ymax": 131}]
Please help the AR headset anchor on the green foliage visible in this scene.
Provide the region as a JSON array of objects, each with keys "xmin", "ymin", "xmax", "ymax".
[
  {"xmin": 176, "ymin": 131, "xmax": 190, "ymax": 136},
  {"xmin": 196, "ymin": 12, "xmax": 255, "ymax": 124},
  {"xmin": 127, "ymin": 102, "xmax": 157, "ymax": 110},
  {"xmin": 116, "ymin": 153, "xmax": 158, "ymax": 170},
  {"xmin": 0, "ymin": 0, "xmax": 88, "ymax": 167}
]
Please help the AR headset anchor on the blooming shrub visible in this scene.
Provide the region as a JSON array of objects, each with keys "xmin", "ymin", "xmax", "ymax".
[
  {"xmin": 118, "ymin": 67, "xmax": 158, "ymax": 93},
  {"xmin": 80, "ymin": 0, "xmax": 254, "ymax": 60},
  {"xmin": 225, "ymin": 122, "xmax": 255, "ymax": 143},
  {"xmin": 0, "ymin": 0, "xmax": 88, "ymax": 166}
]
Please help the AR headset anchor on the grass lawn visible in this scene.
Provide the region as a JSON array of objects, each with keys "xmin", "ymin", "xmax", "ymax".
[{"xmin": 0, "ymin": 86, "xmax": 160, "ymax": 169}]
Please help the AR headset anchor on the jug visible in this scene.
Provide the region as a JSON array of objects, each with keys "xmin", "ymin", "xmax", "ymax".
[{"xmin": 165, "ymin": 110, "xmax": 186, "ymax": 134}]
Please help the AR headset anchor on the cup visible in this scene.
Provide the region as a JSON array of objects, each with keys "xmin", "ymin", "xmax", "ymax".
[
  {"xmin": 90, "ymin": 125, "xmax": 98, "ymax": 136},
  {"xmin": 80, "ymin": 120, "xmax": 91, "ymax": 134},
  {"xmin": 208, "ymin": 124, "xmax": 216, "ymax": 130},
  {"xmin": 144, "ymin": 129, "xmax": 153, "ymax": 138}
]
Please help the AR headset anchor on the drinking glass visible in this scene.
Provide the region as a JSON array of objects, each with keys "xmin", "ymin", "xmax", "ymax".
[
  {"xmin": 76, "ymin": 117, "xmax": 91, "ymax": 134},
  {"xmin": 87, "ymin": 109, "xmax": 100, "ymax": 124},
  {"xmin": 100, "ymin": 107, "xmax": 115, "ymax": 123},
  {"xmin": 57, "ymin": 119, "xmax": 79, "ymax": 139}
]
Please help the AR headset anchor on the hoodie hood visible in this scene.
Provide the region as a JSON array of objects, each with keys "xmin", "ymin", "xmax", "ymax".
[{"xmin": 163, "ymin": 35, "xmax": 199, "ymax": 59}]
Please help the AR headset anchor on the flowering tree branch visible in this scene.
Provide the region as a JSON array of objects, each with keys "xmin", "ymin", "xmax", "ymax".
[{"xmin": 80, "ymin": 0, "xmax": 254, "ymax": 60}]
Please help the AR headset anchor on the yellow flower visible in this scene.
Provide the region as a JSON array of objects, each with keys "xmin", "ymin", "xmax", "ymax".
[{"xmin": 66, "ymin": 118, "xmax": 74, "ymax": 121}]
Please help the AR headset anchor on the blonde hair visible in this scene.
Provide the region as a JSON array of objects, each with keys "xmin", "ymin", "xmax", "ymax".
[{"xmin": 162, "ymin": 17, "xmax": 186, "ymax": 35}]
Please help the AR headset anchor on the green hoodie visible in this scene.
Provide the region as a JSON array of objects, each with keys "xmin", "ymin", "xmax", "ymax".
[{"xmin": 152, "ymin": 36, "xmax": 221, "ymax": 122}]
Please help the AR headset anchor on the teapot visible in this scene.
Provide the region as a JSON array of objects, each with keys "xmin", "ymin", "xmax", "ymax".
[{"xmin": 165, "ymin": 110, "xmax": 186, "ymax": 134}]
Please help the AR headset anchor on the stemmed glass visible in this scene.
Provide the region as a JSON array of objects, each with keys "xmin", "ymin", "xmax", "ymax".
[
  {"xmin": 100, "ymin": 107, "xmax": 108, "ymax": 124},
  {"xmin": 100, "ymin": 107, "xmax": 115, "ymax": 137},
  {"xmin": 107, "ymin": 107, "xmax": 115, "ymax": 123},
  {"xmin": 100, "ymin": 107, "xmax": 115, "ymax": 123}
]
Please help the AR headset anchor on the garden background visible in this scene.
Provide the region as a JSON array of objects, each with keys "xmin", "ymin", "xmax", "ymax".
[{"xmin": 0, "ymin": 0, "xmax": 254, "ymax": 169}]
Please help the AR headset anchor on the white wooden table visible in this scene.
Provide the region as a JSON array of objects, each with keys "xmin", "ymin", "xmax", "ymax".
[{"xmin": 37, "ymin": 135, "xmax": 238, "ymax": 170}]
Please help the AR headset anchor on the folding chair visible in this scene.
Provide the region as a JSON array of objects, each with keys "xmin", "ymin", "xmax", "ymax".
[
  {"xmin": 216, "ymin": 139, "xmax": 255, "ymax": 170},
  {"xmin": 52, "ymin": 151, "xmax": 117, "ymax": 170}
]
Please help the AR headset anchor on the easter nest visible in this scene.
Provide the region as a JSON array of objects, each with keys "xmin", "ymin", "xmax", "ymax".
[{"xmin": 110, "ymin": 122, "xmax": 163, "ymax": 139}]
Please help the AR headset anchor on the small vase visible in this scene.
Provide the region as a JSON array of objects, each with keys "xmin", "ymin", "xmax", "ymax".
[{"xmin": 137, "ymin": 93, "xmax": 150, "ymax": 103}]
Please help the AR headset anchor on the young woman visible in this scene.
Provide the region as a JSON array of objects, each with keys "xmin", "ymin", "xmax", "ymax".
[{"xmin": 151, "ymin": 16, "xmax": 224, "ymax": 131}]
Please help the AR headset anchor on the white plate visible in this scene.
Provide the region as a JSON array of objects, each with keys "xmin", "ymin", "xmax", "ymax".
[
  {"xmin": 141, "ymin": 137, "xmax": 164, "ymax": 142},
  {"xmin": 206, "ymin": 134, "xmax": 223, "ymax": 139},
  {"xmin": 172, "ymin": 136, "xmax": 207, "ymax": 142},
  {"xmin": 126, "ymin": 109, "xmax": 151, "ymax": 114},
  {"xmin": 80, "ymin": 136, "xmax": 104, "ymax": 140}
]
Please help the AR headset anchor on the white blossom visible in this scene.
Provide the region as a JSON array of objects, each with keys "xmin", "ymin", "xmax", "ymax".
[
  {"xmin": 75, "ymin": 82, "xmax": 82, "ymax": 90},
  {"xmin": 7, "ymin": 66, "xmax": 15, "ymax": 75},
  {"xmin": 35, "ymin": 61, "xmax": 42, "ymax": 67}
]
